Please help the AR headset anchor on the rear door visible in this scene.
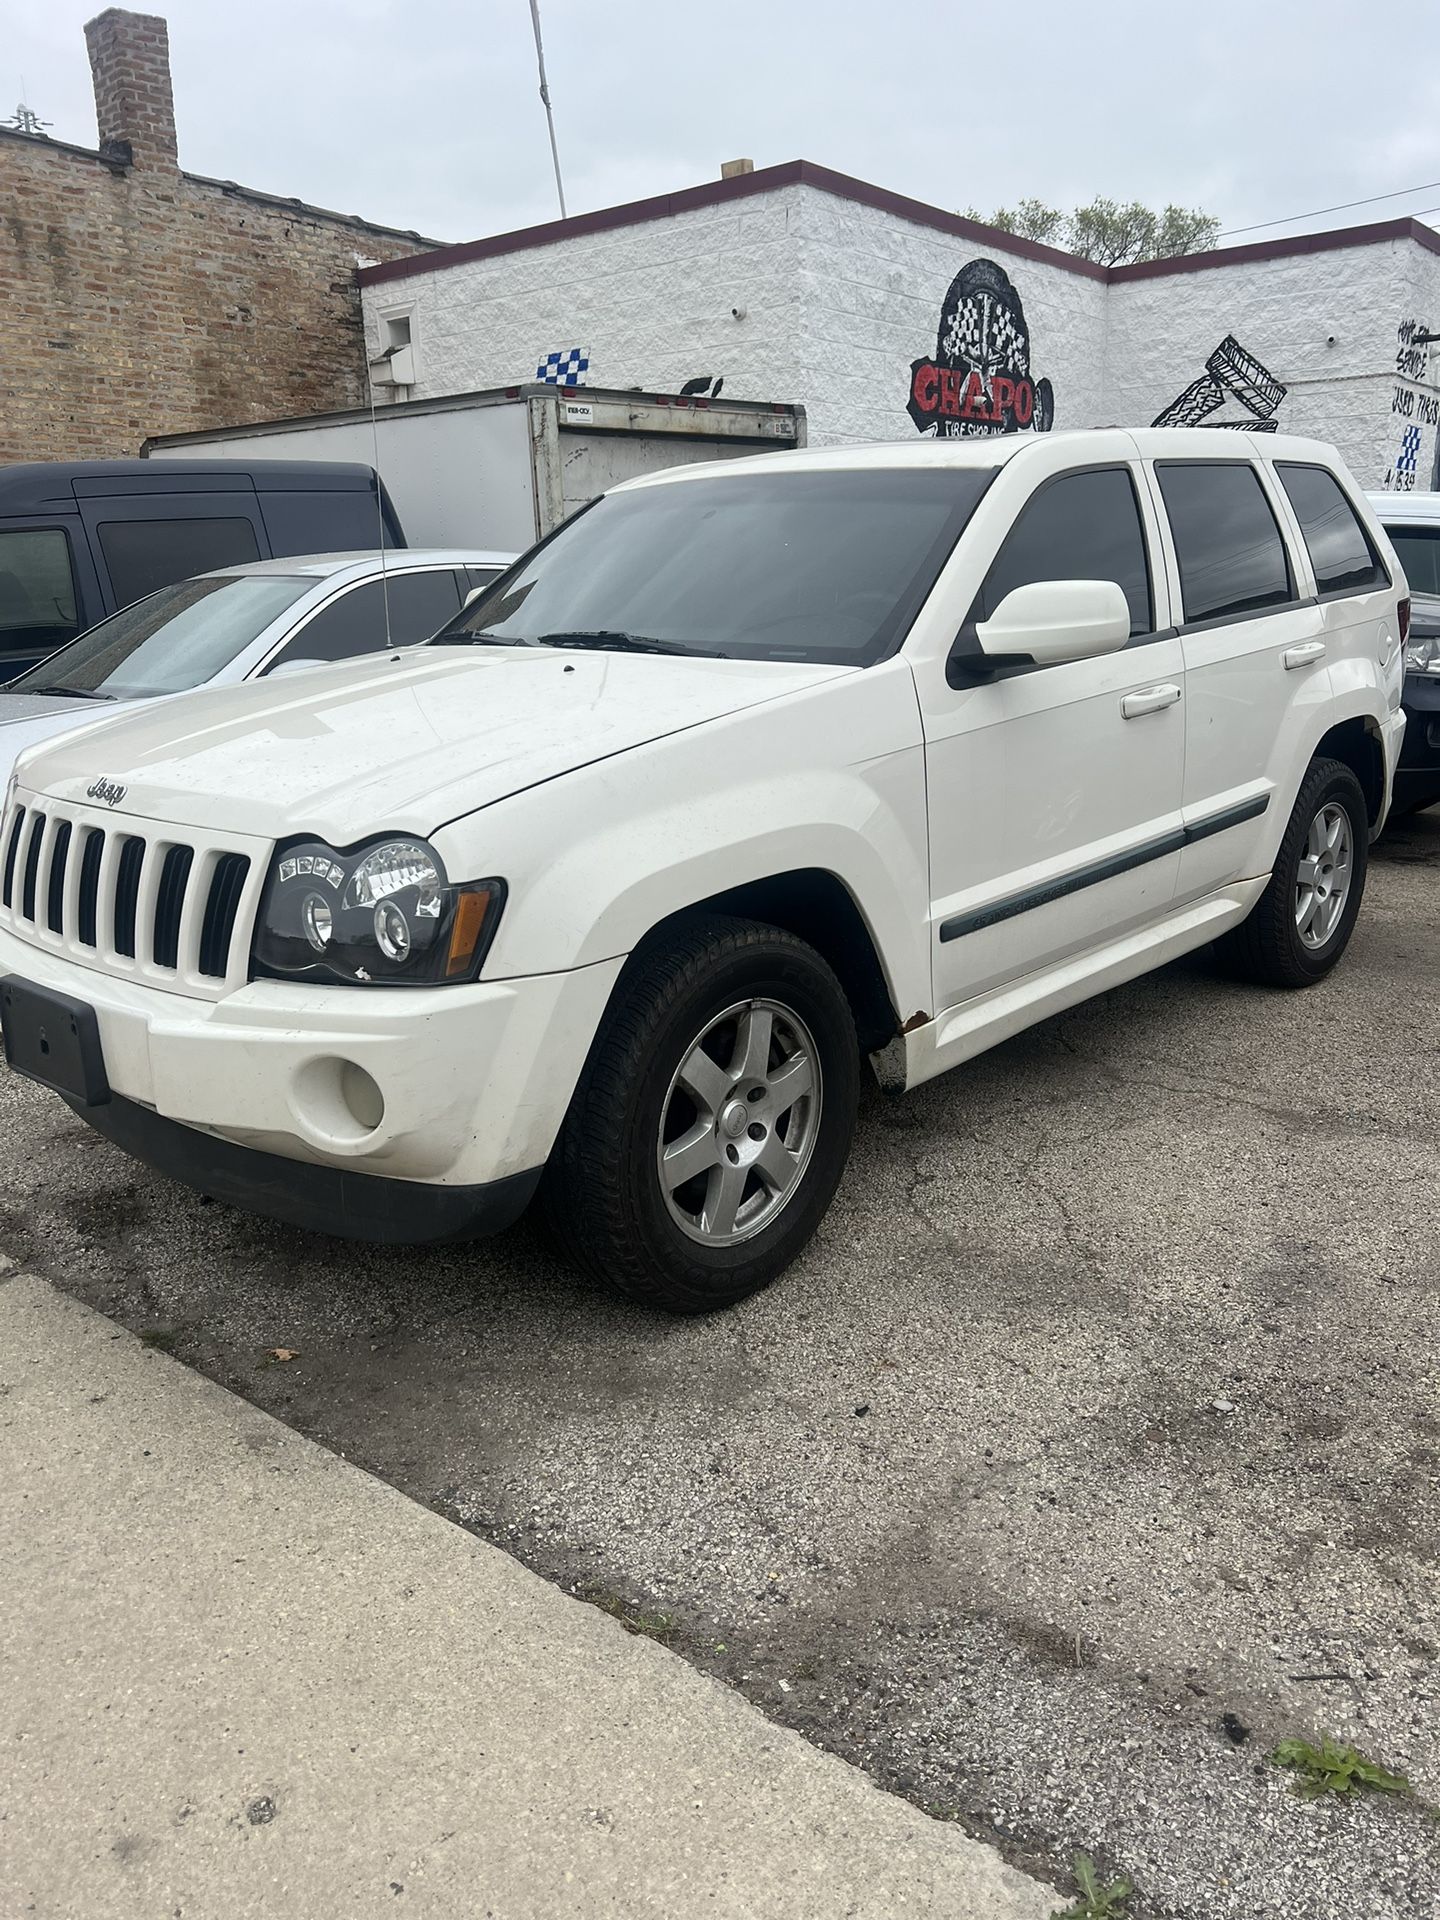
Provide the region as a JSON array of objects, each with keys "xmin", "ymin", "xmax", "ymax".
[
  {"xmin": 1272, "ymin": 461, "xmax": 1395, "ymax": 740},
  {"xmin": 1147, "ymin": 456, "xmax": 1326, "ymax": 904},
  {"xmin": 922, "ymin": 447, "xmax": 1188, "ymax": 1013},
  {"xmin": 72, "ymin": 476, "xmax": 268, "ymax": 613}
]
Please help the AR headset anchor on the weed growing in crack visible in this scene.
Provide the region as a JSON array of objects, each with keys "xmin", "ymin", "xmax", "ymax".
[
  {"xmin": 577, "ymin": 1583, "xmax": 679, "ymax": 1645},
  {"xmin": 1050, "ymin": 1851, "xmax": 1132, "ymax": 1920},
  {"xmin": 1270, "ymin": 1736, "xmax": 1412, "ymax": 1801}
]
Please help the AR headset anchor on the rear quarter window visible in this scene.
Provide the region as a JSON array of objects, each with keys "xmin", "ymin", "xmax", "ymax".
[{"xmin": 1276, "ymin": 464, "xmax": 1387, "ymax": 597}]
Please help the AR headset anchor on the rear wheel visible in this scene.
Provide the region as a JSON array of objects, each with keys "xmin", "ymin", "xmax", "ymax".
[
  {"xmin": 540, "ymin": 915, "xmax": 859, "ymax": 1312},
  {"xmin": 1215, "ymin": 757, "xmax": 1368, "ymax": 987}
]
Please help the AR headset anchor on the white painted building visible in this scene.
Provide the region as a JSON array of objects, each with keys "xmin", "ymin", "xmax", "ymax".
[{"xmin": 359, "ymin": 160, "xmax": 1440, "ymax": 493}]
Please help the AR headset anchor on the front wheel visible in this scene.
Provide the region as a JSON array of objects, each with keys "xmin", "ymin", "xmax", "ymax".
[
  {"xmin": 540, "ymin": 915, "xmax": 860, "ymax": 1312},
  {"xmin": 1215, "ymin": 757, "xmax": 1369, "ymax": 988}
]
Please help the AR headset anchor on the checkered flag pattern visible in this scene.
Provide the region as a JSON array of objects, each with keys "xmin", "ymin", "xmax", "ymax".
[
  {"xmin": 941, "ymin": 293, "xmax": 1030, "ymax": 377},
  {"xmin": 535, "ymin": 347, "xmax": 590, "ymax": 386},
  {"xmin": 1397, "ymin": 425, "xmax": 1422, "ymax": 475}
]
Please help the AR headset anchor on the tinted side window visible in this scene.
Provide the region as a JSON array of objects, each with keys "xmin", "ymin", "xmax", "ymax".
[
  {"xmin": 1277, "ymin": 464, "xmax": 1387, "ymax": 596},
  {"xmin": 1381, "ymin": 526, "xmax": 1440, "ymax": 597},
  {"xmin": 977, "ymin": 468, "xmax": 1153, "ymax": 639},
  {"xmin": 0, "ymin": 529, "xmax": 79, "ymax": 638},
  {"xmin": 265, "ymin": 570, "xmax": 461, "ymax": 672},
  {"xmin": 98, "ymin": 517, "xmax": 261, "ymax": 607},
  {"xmin": 1156, "ymin": 463, "xmax": 1293, "ymax": 625},
  {"xmin": 259, "ymin": 487, "xmax": 390, "ymax": 558}
]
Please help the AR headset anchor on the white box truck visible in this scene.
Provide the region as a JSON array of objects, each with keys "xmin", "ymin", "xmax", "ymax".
[{"xmin": 142, "ymin": 385, "xmax": 807, "ymax": 553}]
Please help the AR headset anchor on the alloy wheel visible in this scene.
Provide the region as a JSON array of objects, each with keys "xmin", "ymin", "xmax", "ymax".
[
  {"xmin": 1295, "ymin": 800, "xmax": 1353, "ymax": 949},
  {"xmin": 656, "ymin": 997, "xmax": 823, "ymax": 1245}
]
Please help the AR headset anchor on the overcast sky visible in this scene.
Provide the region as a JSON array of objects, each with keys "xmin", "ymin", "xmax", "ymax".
[{"xmin": 10, "ymin": 0, "xmax": 1440, "ymax": 249}]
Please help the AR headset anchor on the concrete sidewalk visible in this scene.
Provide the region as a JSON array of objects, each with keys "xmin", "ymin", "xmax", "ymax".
[{"xmin": 0, "ymin": 1265, "xmax": 1056, "ymax": 1920}]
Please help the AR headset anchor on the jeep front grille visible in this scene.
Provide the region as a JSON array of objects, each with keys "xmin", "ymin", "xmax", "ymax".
[{"xmin": 0, "ymin": 795, "xmax": 267, "ymax": 998}]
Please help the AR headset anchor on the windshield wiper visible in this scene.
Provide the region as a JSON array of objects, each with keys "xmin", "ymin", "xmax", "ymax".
[
  {"xmin": 535, "ymin": 631, "xmax": 715, "ymax": 657},
  {"xmin": 428, "ymin": 629, "xmax": 717, "ymax": 657},
  {"xmin": 19, "ymin": 685, "xmax": 116, "ymax": 700}
]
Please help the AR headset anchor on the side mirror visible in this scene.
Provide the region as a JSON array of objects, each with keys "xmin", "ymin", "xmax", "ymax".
[
  {"xmin": 973, "ymin": 579, "xmax": 1132, "ymax": 670},
  {"xmin": 268, "ymin": 657, "xmax": 328, "ymax": 678}
]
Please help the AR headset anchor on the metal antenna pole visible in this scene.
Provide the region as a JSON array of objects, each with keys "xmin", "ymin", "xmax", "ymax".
[{"xmin": 528, "ymin": 0, "xmax": 567, "ymax": 219}]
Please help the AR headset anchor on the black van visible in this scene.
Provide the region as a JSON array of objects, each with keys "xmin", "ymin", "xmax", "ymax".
[{"xmin": 0, "ymin": 459, "xmax": 406, "ymax": 680}]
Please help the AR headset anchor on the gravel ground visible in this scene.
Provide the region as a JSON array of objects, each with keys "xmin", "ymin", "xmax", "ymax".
[{"xmin": 3, "ymin": 816, "xmax": 1439, "ymax": 1917}]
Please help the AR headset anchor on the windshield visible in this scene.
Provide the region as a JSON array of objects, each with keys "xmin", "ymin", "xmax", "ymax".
[
  {"xmin": 430, "ymin": 468, "xmax": 994, "ymax": 666},
  {"xmin": 9, "ymin": 574, "xmax": 314, "ymax": 698}
]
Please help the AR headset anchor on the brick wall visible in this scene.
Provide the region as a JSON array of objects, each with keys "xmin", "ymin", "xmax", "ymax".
[{"xmin": 1, "ymin": 9, "xmax": 433, "ymax": 463}]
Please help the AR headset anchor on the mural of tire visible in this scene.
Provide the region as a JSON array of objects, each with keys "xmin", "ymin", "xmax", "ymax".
[
  {"xmin": 1151, "ymin": 333, "xmax": 1288, "ymax": 432},
  {"xmin": 906, "ymin": 258, "xmax": 1054, "ymax": 438},
  {"xmin": 1207, "ymin": 334, "xmax": 1286, "ymax": 418},
  {"xmin": 1153, "ymin": 374, "xmax": 1225, "ymax": 429}
]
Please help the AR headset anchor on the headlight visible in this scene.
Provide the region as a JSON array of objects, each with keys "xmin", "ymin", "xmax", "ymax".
[
  {"xmin": 252, "ymin": 835, "xmax": 504, "ymax": 986},
  {"xmin": 1405, "ymin": 633, "xmax": 1440, "ymax": 675}
]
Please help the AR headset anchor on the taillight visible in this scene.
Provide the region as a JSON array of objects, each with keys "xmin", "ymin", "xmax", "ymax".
[{"xmin": 1399, "ymin": 596, "xmax": 1411, "ymax": 644}]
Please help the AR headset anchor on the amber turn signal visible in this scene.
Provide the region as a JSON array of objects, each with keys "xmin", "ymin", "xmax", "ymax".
[{"xmin": 446, "ymin": 884, "xmax": 500, "ymax": 977}]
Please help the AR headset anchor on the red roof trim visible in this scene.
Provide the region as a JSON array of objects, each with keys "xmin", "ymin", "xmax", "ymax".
[
  {"xmin": 355, "ymin": 159, "xmax": 1109, "ymax": 288},
  {"xmin": 1109, "ymin": 215, "xmax": 1440, "ymax": 279},
  {"xmin": 355, "ymin": 163, "xmax": 1440, "ymax": 291}
]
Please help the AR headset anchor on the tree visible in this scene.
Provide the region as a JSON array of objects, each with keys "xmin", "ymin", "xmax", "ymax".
[{"xmin": 961, "ymin": 196, "xmax": 1220, "ymax": 266}]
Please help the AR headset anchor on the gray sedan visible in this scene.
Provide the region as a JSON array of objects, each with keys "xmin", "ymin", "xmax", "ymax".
[{"xmin": 0, "ymin": 548, "xmax": 514, "ymax": 789}]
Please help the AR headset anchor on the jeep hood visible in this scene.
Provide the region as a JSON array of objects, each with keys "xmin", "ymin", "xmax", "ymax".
[{"xmin": 11, "ymin": 646, "xmax": 850, "ymax": 841}]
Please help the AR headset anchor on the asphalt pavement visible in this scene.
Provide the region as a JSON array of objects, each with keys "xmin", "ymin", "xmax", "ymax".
[{"xmin": 3, "ymin": 813, "xmax": 1440, "ymax": 1917}]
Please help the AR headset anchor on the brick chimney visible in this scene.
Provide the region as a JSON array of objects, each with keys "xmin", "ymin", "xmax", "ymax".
[{"xmin": 84, "ymin": 9, "xmax": 178, "ymax": 170}]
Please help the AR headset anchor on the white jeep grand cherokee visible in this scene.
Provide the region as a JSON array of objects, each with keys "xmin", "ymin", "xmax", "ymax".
[{"xmin": 0, "ymin": 431, "xmax": 1407, "ymax": 1312}]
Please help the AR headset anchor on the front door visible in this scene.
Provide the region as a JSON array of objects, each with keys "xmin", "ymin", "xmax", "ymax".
[{"xmin": 920, "ymin": 460, "xmax": 1187, "ymax": 1014}]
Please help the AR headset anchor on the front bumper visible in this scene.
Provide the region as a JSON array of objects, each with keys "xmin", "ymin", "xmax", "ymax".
[
  {"xmin": 0, "ymin": 919, "xmax": 623, "ymax": 1239},
  {"xmin": 74, "ymin": 1091, "xmax": 541, "ymax": 1243}
]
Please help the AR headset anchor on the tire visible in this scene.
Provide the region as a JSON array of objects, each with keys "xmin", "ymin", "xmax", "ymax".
[
  {"xmin": 540, "ymin": 915, "xmax": 860, "ymax": 1313},
  {"xmin": 1214, "ymin": 758, "xmax": 1369, "ymax": 988}
]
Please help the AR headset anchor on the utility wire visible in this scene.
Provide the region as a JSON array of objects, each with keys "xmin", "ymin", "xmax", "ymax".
[{"xmin": 1220, "ymin": 178, "xmax": 1440, "ymax": 238}]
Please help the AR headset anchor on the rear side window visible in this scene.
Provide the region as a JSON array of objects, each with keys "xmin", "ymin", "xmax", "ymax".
[
  {"xmin": 259, "ymin": 488, "xmax": 392, "ymax": 558},
  {"xmin": 264, "ymin": 569, "xmax": 461, "ymax": 672},
  {"xmin": 98, "ymin": 517, "xmax": 261, "ymax": 607},
  {"xmin": 1276, "ymin": 464, "xmax": 1387, "ymax": 596},
  {"xmin": 1156, "ymin": 463, "xmax": 1293, "ymax": 625},
  {"xmin": 976, "ymin": 467, "xmax": 1153, "ymax": 638},
  {"xmin": 0, "ymin": 529, "xmax": 78, "ymax": 637},
  {"xmin": 1381, "ymin": 525, "xmax": 1440, "ymax": 596}
]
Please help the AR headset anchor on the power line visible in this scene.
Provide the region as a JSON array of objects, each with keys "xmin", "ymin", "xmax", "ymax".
[{"xmin": 1219, "ymin": 178, "xmax": 1440, "ymax": 239}]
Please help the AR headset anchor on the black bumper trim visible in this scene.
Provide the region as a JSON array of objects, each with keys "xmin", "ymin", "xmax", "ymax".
[{"xmin": 66, "ymin": 1091, "xmax": 542, "ymax": 1246}]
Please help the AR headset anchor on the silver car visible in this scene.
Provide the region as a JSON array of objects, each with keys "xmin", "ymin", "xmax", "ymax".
[{"xmin": 0, "ymin": 548, "xmax": 514, "ymax": 788}]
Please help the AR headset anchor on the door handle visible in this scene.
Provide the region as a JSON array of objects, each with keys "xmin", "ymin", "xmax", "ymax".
[
  {"xmin": 1121, "ymin": 684, "xmax": 1182, "ymax": 719},
  {"xmin": 1283, "ymin": 641, "xmax": 1326, "ymax": 670}
]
